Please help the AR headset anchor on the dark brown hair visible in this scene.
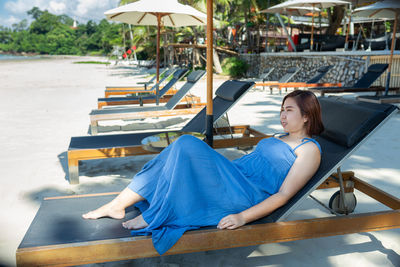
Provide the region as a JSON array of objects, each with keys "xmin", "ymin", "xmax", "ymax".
[{"xmin": 282, "ymin": 90, "xmax": 324, "ymax": 136}]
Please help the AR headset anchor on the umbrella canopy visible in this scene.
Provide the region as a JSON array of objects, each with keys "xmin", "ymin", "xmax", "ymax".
[
  {"xmin": 260, "ymin": 6, "xmax": 321, "ymax": 16},
  {"xmin": 265, "ymin": 0, "xmax": 349, "ymax": 10},
  {"xmin": 353, "ymin": 0, "xmax": 400, "ymax": 94},
  {"xmin": 104, "ymin": 0, "xmax": 207, "ymax": 27},
  {"xmin": 104, "ymin": 0, "xmax": 207, "ymax": 104},
  {"xmin": 265, "ymin": 0, "xmax": 350, "ymax": 50},
  {"xmin": 353, "ymin": 0, "xmax": 400, "ymax": 19}
]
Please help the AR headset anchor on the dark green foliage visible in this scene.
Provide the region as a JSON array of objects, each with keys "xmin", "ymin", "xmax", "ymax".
[
  {"xmin": 221, "ymin": 57, "xmax": 249, "ymax": 78},
  {"xmin": 0, "ymin": 7, "xmax": 124, "ymax": 56}
]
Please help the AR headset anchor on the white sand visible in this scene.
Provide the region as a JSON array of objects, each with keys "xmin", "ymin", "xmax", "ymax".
[{"xmin": 0, "ymin": 56, "xmax": 399, "ymax": 266}]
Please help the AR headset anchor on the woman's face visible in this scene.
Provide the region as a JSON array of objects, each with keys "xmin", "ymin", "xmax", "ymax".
[{"xmin": 280, "ymin": 97, "xmax": 308, "ymax": 134}]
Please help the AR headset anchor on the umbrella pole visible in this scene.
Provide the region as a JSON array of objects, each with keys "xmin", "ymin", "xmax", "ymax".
[
  {"xmin": 311, "ymin": 4, "xmax": 315, "ymax": 51},
  {"xmin": 206, "ymin": 0, "xmax": 213, "ymax": 147},
  {"xmin": 345, "ymin": 10, "xmax": 352, "ymax": 50},
  {"xmin": 385, "ymin": 13, "xmax": 398, "ymax": 96},
  {"xmin": 156, "ymin": 15, "xmax": 161, "ymax": 105}
]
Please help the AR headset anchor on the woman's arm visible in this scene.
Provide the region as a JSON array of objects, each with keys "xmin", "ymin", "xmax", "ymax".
[{"xmin": 217, "ymin": 142, "xmax": 321, "ymax": 230}]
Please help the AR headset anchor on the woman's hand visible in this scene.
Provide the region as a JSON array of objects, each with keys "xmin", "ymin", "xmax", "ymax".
[{"xmin": 217, "ymin": 213, "xmax": 246, "ymax": 230}]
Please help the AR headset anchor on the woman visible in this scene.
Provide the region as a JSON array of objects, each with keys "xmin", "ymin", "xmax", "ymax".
[{"xmin": 83, "ymin": 90, "xmax": 324, "ymax": 254}]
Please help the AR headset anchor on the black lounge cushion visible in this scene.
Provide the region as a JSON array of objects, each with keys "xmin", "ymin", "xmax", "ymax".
[
  {"xmin": 317, "ymin": 65, "xmax": 332, "ymax": 73},
  {"xmin": 286, "ymin": 67, "xmax": 298, "ymax": 73},
  {"xmin": 307, "ymin": 65, "xmax": 332, "ymax": 84},
  {"xmin": 215, "ymin": 80, "xmax": 254, "ymax": 101},
  {"xmin": 187, "ymin": 70, "xmax": 206, "ymax": 83},
  {"xmin": 368, "ymin": 63, "xmax": 388, "ymax": 73},
  {"xmin": 319, "ymin": 97, "xmax": 387, "ymax": 147},
  {"xmin": 172, "ymin": 69, "xmax": 188, "ymax": 79},
  {"xmin": 353, "ymin": 64, "xmax": 388, "ymax": 88}
]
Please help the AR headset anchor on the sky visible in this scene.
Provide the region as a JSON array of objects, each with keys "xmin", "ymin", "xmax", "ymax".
[{"xmin": 0, "ymin": 0, "xmax": 120, "ymax": 27}]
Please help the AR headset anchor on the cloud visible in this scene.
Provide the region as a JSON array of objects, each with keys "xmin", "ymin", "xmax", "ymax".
[
  {"xmin": 49, "ymin": 1, "xmax": 66, "ymax": 14},
  {"xmin": 74, "ymin": 0, "xmax": 119, "ymax": 21},
  {"xmin": 1, "ymin": 15, "xmax": 20, "ymax": 26},
  {"xmin": 5, "ymin": 0, "xmax": 47, "ymax": 15},
  {"xmin": 2, "ymin": 0, "xmax": 120, "ymax": 26}
]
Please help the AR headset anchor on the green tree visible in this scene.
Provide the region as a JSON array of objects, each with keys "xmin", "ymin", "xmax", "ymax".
[
  {"xmin": 29, "ymin": 10, "xmax": 61, "ymax": 34},
  {"xmin": 27, "ymin": 7, "xmax": 44, "ymax": 20}
]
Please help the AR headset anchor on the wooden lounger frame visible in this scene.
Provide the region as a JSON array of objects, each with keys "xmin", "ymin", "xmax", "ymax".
[
  {"xmin": 16, "ymin": 171, "xmax": 400, "ymax": 266},
  {"xmin": 104, "ymin": 87, "xmax": 176, "ymax": 98},
  {"xmin": 255, "ymin": 82, "xmax": 343, "ymax": 94},
  {"xmin": 98, "ymin": 95, "xmax": 202, "ymax": 109},
  {"xmin": 254, "ymin": 81, "xmax": 280, "ymax": 88},
  {"xmin": 90, "ymin": 103, "xmax": 207, "ymax": 135},
  {"xmin": 278, "ymin": 82, "xmax": 342, "ymax": 90},
  {"xmin": 309, "ymin": 86, "xmax": 400, "ymax": 97},
  {"xmin": 68, "ymin": 125, "xmax": 267, "ymax": 184}
]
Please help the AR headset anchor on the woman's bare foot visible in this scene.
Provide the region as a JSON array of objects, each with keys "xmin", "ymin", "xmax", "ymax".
[
  {"xmin": 82, "ymin": 202, "xmax": 125, "ymax": 220},
  {"xmin": 122, "ymin": 215, "xmax": 148, "ymax": 230}
]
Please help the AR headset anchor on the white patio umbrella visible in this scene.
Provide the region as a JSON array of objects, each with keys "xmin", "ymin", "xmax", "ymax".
[
  {"xmin": 265, "ymin": 0, "xmax": 350, "ymax": 50},
  {"xmin": 354, "ymin": 0, "xmax": 400, "ymax": 95},
  {"xmin": 104, "ymin": 0, "xmax": 207, "ymax": 104},
  {"xmin": 260, "ymin": 5, "xmax": 321, "ymax": 16}
]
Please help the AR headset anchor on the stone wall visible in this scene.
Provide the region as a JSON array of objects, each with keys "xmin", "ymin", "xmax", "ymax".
[{"xmin": 240, "ymin": 54, "xmax": 368, "ymax": 87}]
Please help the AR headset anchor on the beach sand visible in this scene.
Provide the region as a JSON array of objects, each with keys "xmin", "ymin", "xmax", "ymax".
[{"xmin": 0, "ymin": 56, "xmax": 399, "ymax": 266}]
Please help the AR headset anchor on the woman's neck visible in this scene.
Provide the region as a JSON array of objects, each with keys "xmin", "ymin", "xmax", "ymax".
[{"xmin": 286, "ymin": 130, "xmax": 309, "ymax": 141}]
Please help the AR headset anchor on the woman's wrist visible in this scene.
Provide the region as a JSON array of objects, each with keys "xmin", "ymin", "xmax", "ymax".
[{"xmin": 238, "ymin": 212, "xmax": 248, "ymax": 225}]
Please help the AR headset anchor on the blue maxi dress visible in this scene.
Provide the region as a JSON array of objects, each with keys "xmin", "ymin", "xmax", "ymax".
[{"xmin": 128, "ymin": 134, "xmax": 321, "ymax": 254}]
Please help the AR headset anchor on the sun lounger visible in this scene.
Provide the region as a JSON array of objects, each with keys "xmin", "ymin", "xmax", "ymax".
[
  {"xmin": 107, "ymin": 67, "xmax": 168, "ymax": 91},
  {"xmin": 90, "ymin": 70, "xmax": 206, "ymax": 135},
  {"xmin": 99, "ymin": 69, "xmax": 188, "ymax": 108},
  {"xmin": 17, "ymin": 97, "xmax": 400, "ymax": 266},
  {"xmin": 98, "ymin": 94, "xmax": 202, "ymax": 109},
  {"xmin": 278, "ymin": 65, "xmax": 342, "ymax": 91},
  {"xmin": 246, "ymin": 68, "xmax": 275, "ymax": 83},
  {"xmin": 308, "ymin": 64, "xmax": 399, "ymax": 96},
  {"xmin": 257, "ymin": 68, "xmax": 275, "ymax": 82},
  {"xmin": 104, "ymin": 68, "xmax": 176, "ymax": 97},
  {"xmin": 135, "ymin": 68, "xmax": 168, "ymax": 90},
  {"xmin": 68, "ymin": 80, "xmax": 261, "ymax": 184},
  {"xmin": 254, "ymin": 67, "xmax": 300, "ymax": 93}
]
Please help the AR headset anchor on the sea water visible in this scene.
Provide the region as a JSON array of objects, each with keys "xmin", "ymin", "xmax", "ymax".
[{"xmin": 0, "ymin": 54, "xmax": 40, "ymax": 60}]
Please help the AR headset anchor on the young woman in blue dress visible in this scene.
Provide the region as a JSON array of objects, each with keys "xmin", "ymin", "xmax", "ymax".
[{"xmin": 82, "ymin": 90, "xmax": 324, "ymax": 254}]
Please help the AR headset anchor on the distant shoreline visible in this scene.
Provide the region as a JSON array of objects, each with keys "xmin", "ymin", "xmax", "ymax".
[
  {"xmin": 0, "ymin": 51, "xmax": 39, "ymax": 57},
  {"xmin": 0, "ymin": 53, "xmax": 108, "ymax": 62}
]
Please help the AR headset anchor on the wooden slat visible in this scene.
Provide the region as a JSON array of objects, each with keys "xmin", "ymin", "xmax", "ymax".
[
  {"xmin": 353, "ymin": 176, "xmax": 400, "ymax": 210},
  {"xmin": 105, "ymin": 87, "xmax": 175, "ymax": 98},
  {"xmin": 98, "ymin": 95, "xmax": 201, "ymax": 109},
  {"xmin": 98, "ymin": 97, "xmax": 171, "ymax": 109},
  {"xmin": 279, "ymin": 82, "xmax": 342, "ymax": 89},
  {"xmin": 254, "ymin": 81, "xmax": 279, "ymax": 87},
  {"xmin": 68, "ymin": 146, "xmax": 158, "ymax": 161},
  {"xmin": 213, "ymin": 136, "xmax": 266, "ymax": 148},
  {"xmin": 90, "ymin": 106, "xmax": 204, "ymax": 122}
]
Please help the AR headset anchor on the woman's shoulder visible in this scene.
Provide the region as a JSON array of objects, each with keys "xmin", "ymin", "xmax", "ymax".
[{"xmin": 296, "ymin": 138, "xmax": 321, "ymax": 157}]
